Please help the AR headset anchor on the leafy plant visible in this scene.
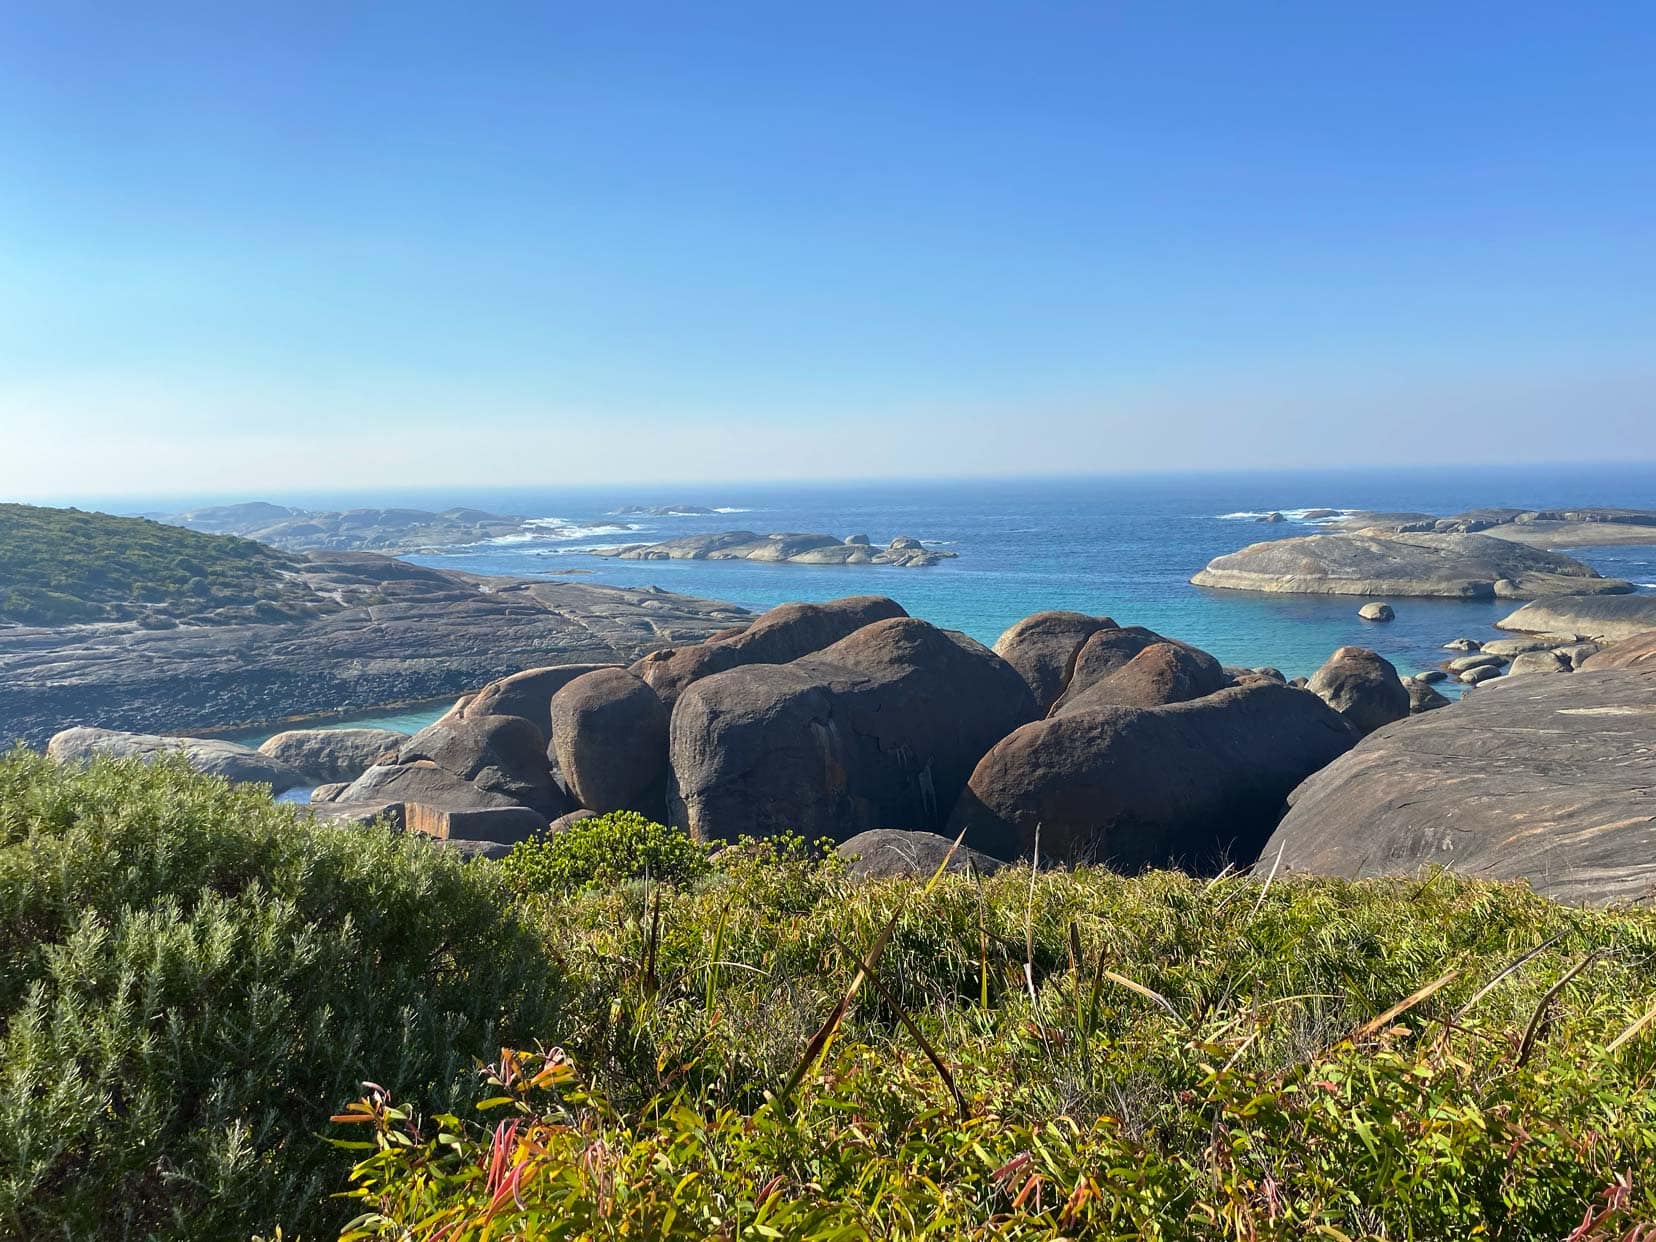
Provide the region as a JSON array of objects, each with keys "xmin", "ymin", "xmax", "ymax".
[
  {"xmin": 499, "ymin": 810, "xmax": 711, "ymax": 894},
  {"xmin": 0, "ymin": 748, "xmax": 564, "ymax": 1240}
]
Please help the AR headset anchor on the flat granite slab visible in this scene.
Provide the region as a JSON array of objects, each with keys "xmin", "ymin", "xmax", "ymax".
[
  {"xmin": 0, "ymin": 553, "xmax": 748, "ymax": 749},
  {"xmin": 1257, "ymin": 667, "xmax": 1656, "ymax": 906}
]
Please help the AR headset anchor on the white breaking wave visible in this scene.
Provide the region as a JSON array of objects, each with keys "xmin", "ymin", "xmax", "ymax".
[
  {"xmin": 478, "ymin": 519, "xmax": 637, "ymax": 546},
  {"xmin": 1216, "ymin": 508, "xmax": 1348, "ymax": 523},
  {"xmin": 713, "ymin": 506, "xmax": 751, "ymax": 513}
]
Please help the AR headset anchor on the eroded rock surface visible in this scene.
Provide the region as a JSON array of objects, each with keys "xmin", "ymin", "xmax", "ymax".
[{"xmin": 1257, "ymin": 667, "xmax": 1656, "ymax": 906}]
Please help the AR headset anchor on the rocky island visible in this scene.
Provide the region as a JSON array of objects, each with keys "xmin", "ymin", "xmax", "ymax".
[
  {"xmin": 1192, "ymin": 529, "xmax": 1633, "ymax": 598},
  {"xmin": 1326, "ymin": 505, "xmax": 1656, "ymax": 548},
  {"xmin": 594, "ymin": 530, "xmax": 956, "ymax": 567},
  {"xmin": 157, "ymin": 500, "xmax": 633, "ymax": 554}
]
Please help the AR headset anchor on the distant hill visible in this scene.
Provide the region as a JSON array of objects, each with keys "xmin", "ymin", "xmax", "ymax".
[{"xmin": 0, "ymin": 503, "xmax": 323, "ymax": 626}]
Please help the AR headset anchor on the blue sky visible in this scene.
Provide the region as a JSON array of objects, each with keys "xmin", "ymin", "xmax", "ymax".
[{"xmin": 2, "ymin": 2, "xmax": 1653, "ymax": 497}]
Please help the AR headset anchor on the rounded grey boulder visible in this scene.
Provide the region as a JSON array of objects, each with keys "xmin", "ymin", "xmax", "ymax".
[
  {"xmin": 669, "ymin": 617, "xmax": 1036, "ymax": 844},
  {"xmin": 551, "ymin": 668, "xmax": 670, "ymax": 814},
  {"xmin": 257, "ymin": 727, "xmax": 408, "ymax": 784},
  {"xmin": 1306, "ymin": 646, "xmax": 1410, "ymax": 735},
  {"xmin": 631, "ymin": 595, "xmax": 907, "ymax": 709},
  {"xmin": 947, "ymin": 682, "xmax": 1359, "ymax": 867},
  {"xmin": 1053, "ymin": 641, "xmax": 1229, "ymax": 715},
  {"xmin": 444, "ymin": 663, "xmax": 619, "ymax": 744},
  {"xmin": 837, "ymin": 829, "xmax": 1003, "ymax": 879},
  {"xmin": 991, "ymin": 611, "xmax": 1118, "ymax": 714},
  {"xmin": 1358, "ymin": 602, "xmax": 1395, "ymax": 622}
]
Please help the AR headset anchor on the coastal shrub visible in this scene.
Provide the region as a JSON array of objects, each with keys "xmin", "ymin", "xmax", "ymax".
[
  {"xmin": 0, "ymin": 502, "xmax": 323, "ymax": 625},
  {"xmin": 335, "ymin": 863, "xmax": 1656, "ymax": 1239},
  {"xmin": 500, "ymin": 810, "xmax": 711, "ymax": 894},
  {"xmin": 0, "ymin": 748, "xmax": 564, "ymax": 1241}
]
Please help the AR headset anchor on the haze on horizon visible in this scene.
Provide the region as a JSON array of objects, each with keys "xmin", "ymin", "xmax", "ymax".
[{"xmin": 3, "ymin": 2, "xmax": 1654, "ymax": 502}]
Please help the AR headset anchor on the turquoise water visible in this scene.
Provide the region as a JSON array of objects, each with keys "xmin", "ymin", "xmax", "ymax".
[{"xmin": 192, "ymin": 467, "xmax": 1656, "ymax": 741}]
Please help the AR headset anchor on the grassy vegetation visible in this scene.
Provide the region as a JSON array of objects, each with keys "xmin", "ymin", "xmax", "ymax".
[
  {"xmin": 338, "ymin": 847, "xmax": 1656, "ymax": 1239},
  {"xmin": 4, "ymin": 753, "xmax": 1655, "ymax": 1238},
  {"xmin": 0, "ymin": 503, "xmax": 326, "ymax": 626}
]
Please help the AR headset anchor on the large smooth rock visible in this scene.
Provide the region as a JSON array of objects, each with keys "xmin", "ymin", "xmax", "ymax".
[
  {"xmin": 991, "ymin": 611, "xmax": 1118, "ymax": 714},
  {"xmin": 1306, "ymin": 647, "xmax": 1410, "ymax": 735},
  {"xmin": 947, "ymin": 683, "xmax": 1359, "ymax": 868},
  {"xmin": 1050, "ymin": 627, "xmax": 1225, "ymax": 715},
  {"xmin": 1054, "ymin": 641, "xmax": 1229, "ymax": 714},
  {"xmin": 837, "ymin": 829, "xmax": 1004, "ymax": 879},
  {"xmin": 1192, "ymin": 531, "xmax": 1631, "ymax": 599},
  {"xmin": 1358, "ymin": 602, "xmax": 1395, "ymax": 622},
  {"xmin": 256, "ymin": 727, "xmax": 408, "ymax": 784},
  {"xmin": 669, "ymin": 617, "xmax": 1036, "ymax": 844},
  {"xmin": 47, "ymin": 727, "xmax": 308, "ymax": 792},
  {"xmin": 632, "ymin": 595, "xmax": 907, "ymax": 708},
  {"xmin": 1582, "ymin": 630, "xmax": 1656, "ymax": 671},
  {"xmin": 550, "ymin": 668, "xmax": 669, "ymax": 814},
  {"xmin": 1256, "ymin": 668, "xmax": 1656, "ymax": 906},
  {"xmin": 444, "ymin": 663, "xmax": 619, "ymax": 743},
  {"xmin": 1496, "ymin": 594, "xmax": 1656, "ymax": 642}
]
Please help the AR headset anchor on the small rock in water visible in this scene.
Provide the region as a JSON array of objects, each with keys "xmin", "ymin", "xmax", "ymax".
[
  {"xmin": 1506, "ymin": 649, "xmax": 1571, "ymax": 676},
  {"xmin": 1460, "ymin": 665, "xmax": 1503, "ymax": 685},
  {"xmin": 1443, "ymin": 637, "xmax": 1482, "ymax": 652},
  {"xmin": 1413, "ymin": 668, "xmax": 1448, "ymax": 683},
  {"xmin": 1449, "ymin": 653, "xmax": 1507, "ymax": 673},
  {"xmin": 1257, "ymin": 511, "xmax": 1286, "ymax": 524},
  {"xmin": 1357, "ymin": 602, "xmax": 1394, "ymax": 622}
]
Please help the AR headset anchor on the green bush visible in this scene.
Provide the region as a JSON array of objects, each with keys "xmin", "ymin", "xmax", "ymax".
[
  {"xmin": 0, "ymin": 503, "xmax": 329, "ymax": 626},
  {"xmin": 337, "ymin": 862, "xmax": 1656, "ymax": 1239},
  {"xmin": 499, "ymin": 810, "xmax": 711, "ymax": 894},
  {"xmin": 0, "ymin": 748, "xmax": 565, "ymax": 1240}
]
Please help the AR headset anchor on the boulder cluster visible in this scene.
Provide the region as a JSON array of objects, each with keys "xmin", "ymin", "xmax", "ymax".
[{"xmin": 51, "ymin": 597, "xmax": 1452, "ymax": 873}]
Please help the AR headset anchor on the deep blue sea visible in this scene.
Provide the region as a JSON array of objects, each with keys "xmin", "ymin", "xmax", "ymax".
[{"xmin": 120, "ymin": 466, "xmax": 1656, "ymax": 740}]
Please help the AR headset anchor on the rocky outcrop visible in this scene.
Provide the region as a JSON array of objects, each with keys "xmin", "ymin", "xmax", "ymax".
[
  {"xmin": 0, "ymin": 553, "xmax": 746, "ymax": 749},
  {"xmin": 669, "ymin": 618, "xmax": 1036, "ymax": 844},
  {"xmin": 256, "ymin": 727, "xmax": 408, "ymax": 784},
  {"xmin": 632, "ymin": 596, "xmax": 907, "ymax": 709},
  {"xmin": 836, "ymin": 829, "xmax": 1003, "ymax": 879},
  {"xmin": 991, "ymin": 611, "xmax": 1118, "ymax": 713},
  {"xmin": 47, "ymin": 727, "xmax": 309, "ymax": 792},
  {"xmin": 549, "ymin": 669, "xmax": 669, "ymax": 814},
  {"xmin": 1306, "ymin": 647, "xmax": 1410, "ymax": 735},
  {"xmin": 1255, "ymin": 667, "xmax": 1656, "ymax": 906},
  {"xmin": 1192, "ymin": 531, "xmax": 1631, "ymax": 599},
  {"xmin": 1495, "ymin": 594, "xmax": 1656, "ymax": 643},
  {"xmin": 1053, "ymin": 641, "xmax": 1229, "ymax": 714},
  {"xmin": 595, "ymin": 531, "xmax": 956, "ymax": 568},
  {"xmin": 1337, "ymin": 506, "xmax": 1656, "ymax": 549},
  {"xmin": 1358, "ymin": 602, "xmax": 1395, "ymax": 622},
  {"xmin": 947, "ymin": 683, "xmax": 1359, "ymax": 868}
]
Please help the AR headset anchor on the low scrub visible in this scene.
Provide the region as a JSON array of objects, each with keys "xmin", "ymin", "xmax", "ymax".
[
  {"xmin": 0, "ymin": 749, "xmax": 562, "ymax": 1240},
  {"xmin": 338, "ymin": 851, "xmax": 1656, "ymax": 1239}
]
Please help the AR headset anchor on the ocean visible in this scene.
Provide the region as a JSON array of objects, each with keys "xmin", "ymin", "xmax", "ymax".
[{"xmin": 158, "ymin": 465, "xmax": 1656, "ymax": 741}]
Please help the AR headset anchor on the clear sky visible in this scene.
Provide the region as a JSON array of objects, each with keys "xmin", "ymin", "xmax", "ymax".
[{"xmin": 2, "ymin": 2, "xmax": 1654, "ymax": 499}]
